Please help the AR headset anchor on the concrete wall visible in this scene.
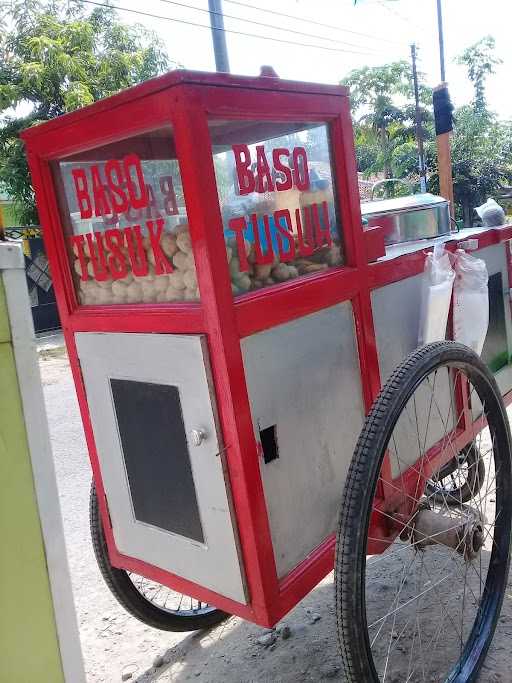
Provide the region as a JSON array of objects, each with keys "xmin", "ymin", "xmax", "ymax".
[
  {"xmin": 0, "ymin": 242, "xmax": 84, "ymax": 682},
  {"xmin": 0, "ymin": 276, "xmax": 64, "ymax": 681}
]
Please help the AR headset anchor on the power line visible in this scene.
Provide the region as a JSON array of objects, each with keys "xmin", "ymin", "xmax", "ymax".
[
  {"xmin": 376, "ymin": 0, "xmax": 423, "ymax": 34},
  {"xmin": 82, "ymin": 0, "xmax": 386, "ymax": 56},
  {"xmin": 156, "ymin": 0, "xmax": 384, "ymax": 53},
  {"xmin": 222, "ymin": 0, "xmax": 405, "ymax": 46}
]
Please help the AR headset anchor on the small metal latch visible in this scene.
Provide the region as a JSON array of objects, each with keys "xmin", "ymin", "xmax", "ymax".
[
  {"xmin": 459, "ymin": 238, "xmax": 479, "ymax": 251},
  {"xmin": 190, "ymin": 428, "xmax": 207, "ymax": 446}
]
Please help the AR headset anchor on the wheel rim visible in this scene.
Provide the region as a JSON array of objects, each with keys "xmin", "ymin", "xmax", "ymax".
[
  {"xmin": 126, "ymin": 573, "xmax": 218, "ymax": 617},
  {"xmin": 361, "ymin": 360, "xmax": 511, "ymax": 682}
]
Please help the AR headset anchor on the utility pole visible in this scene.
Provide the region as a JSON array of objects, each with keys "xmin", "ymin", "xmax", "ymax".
[
  {"xmin": 436, "ymin": 0, "xmax": 446, "ymax": 82},
  {"xmin": 208, "ymin": 0, "xmax": 230, "ymax": 73},
  {"xmin": 410, "ymin": 44, "xmax": 427, "ymax": 193},
  {"xmin": 434, "ymin": 0, "xmax": 454, "ymax": 218}
]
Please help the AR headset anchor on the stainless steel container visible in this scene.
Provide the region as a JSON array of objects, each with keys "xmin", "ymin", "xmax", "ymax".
[{"xmin": 360, "ymin": 193, "xmax": 451, "ymax": 246}]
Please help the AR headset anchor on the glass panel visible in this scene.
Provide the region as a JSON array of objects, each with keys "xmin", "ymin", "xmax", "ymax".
[
  {"xmin": 210, "ymin": 121, "xmax": 343, "ymax": 296},
  {"xmin": 52, "ymin": 128, "xmax": 199, "ymax": 305}
]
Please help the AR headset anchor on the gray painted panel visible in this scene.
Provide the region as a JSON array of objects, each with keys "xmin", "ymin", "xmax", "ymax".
[
  {"xmin": 75, "ymin": 332, "xmax": 246, "ymax": 603},
  {"xmin": 372, "ymin": 276, "xmax": 453, "ymax": 477},
  {"xmin": 241, "ymin": 303, "xmax": 365, "ymax": 578},
  {"xmin": 472, "ymin": 365, "xmax": 512, "ymax": 425},
  {"xmin": 374, "ymin": 245, "xmax": 512, "ymax": 474},
  {"xmin": 372, "ymin": 274, "xmax": 423, "ymax": 385},
  {"xmin": 477, "ymin": 244, "xmax": 509, "ymax": 290},
  {"xmin": 470, "ymin": 244, "xmax": 512, "ymax": 418},
  {"xmin": 477, "ymin": 245, "xmax": 512, "ymax": 387},
  {"xmin": 388, "ymin": 366, "xmax": 454, "ymax": 478},
  {"xmin": 495, "ymin": 365, "xmax": 512, "ymax": 397}
]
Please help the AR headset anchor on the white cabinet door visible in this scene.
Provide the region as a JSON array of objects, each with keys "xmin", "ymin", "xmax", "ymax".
[{"xmin": 75, "ymin": 332, "xmax": 246, "ymax": 603}]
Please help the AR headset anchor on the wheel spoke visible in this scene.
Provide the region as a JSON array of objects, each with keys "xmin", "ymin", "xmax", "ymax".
[
  {"xmin": 91, "ymin": 485, "xmax": 223, "ymax": 631},
  {"xmin": 337, "ymin": 349, "xmax": 510, "ymax": 683},
  {"xmin": 125, "ymin": 573, "xmax": 216, "ymax": 617}
]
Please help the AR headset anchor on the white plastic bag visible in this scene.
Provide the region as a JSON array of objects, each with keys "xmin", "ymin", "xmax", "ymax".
[
  {"xmin": 453, "ymin": 249, "xmax": 489, "ymax": 355},
  {"xmin": 475, "ymin": 197, "xmax": 505, "ymax": 227},
  {"xmin": 418, "ymin": 243, "xmax": 455, "ymax": 345}
]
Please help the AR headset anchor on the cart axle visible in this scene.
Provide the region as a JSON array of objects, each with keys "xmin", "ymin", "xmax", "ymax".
[{"xmin": 405, "ymin": 505, "xmax": 484, "ymax": 560}]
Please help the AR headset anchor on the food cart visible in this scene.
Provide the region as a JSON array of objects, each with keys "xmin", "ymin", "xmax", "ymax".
[{"xmin": 22, "ymin": 70, "xmax": 512, "ymax": 682}]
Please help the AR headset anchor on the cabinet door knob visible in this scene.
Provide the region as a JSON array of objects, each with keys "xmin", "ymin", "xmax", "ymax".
[{"xmin": 190, "ymin": 428, "xmax": 207, "ymax": 446}]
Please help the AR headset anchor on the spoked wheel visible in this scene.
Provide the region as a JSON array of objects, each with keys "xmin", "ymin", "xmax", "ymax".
[
  {"xmin": 426, "ymin": 442, "xmax": 485, "ymax": 505},
  {"xmin": 90, "ymin": 483, "xmax": 229, "ymax": 631},
  {"xmin": 336, "ymin": 342, "xmax": 512, "ymax": 683}
]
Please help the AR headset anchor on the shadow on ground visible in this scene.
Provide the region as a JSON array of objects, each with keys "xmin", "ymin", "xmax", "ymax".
[{"xmin": 130, "ymin": 579, "xmax": 341, "ymax": 683}]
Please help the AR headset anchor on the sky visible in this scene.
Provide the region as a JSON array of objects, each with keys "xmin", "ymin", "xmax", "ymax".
[{"xmin": 104, "ymin": 0, "xmax": 511, "ymax": 120}]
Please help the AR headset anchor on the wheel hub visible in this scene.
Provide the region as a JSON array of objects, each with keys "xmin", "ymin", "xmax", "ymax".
[{"xmin": 406, "ymin": 504, "xmax": 485, "ymax": 561}]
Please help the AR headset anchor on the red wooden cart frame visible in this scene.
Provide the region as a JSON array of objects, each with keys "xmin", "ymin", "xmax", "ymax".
[{"xmin": 22, "ymin": 70, "xmax": 512, "ymax": 628}]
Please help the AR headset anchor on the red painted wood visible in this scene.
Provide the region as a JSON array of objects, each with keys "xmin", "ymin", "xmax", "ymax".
[
  {"xmin": 68, "ymin": 307, "xmax": 204, "ymax": 334},
  {"xmin": 198, "ymin": 86, "xmax": 345, "ymax": 121},
  {"xmin": 58, "ymin": 321, "xmax": 264, "ymax": 624},
  {"xmin": 23, "ymin": 72, "xmax": 373, "ymax": 627},
  {"xmin": 66, "ymin": 328, "xmax": 261, "ymax": 622},
  {"xmin": 235, "ymin": 267, "xmax": 360, "ymax": 337},
  {"xmin": 333, "ymin": 98, "xmax": 383, "ymax": 411},
  {"xmin": 109, "ymin": 551, "xmax": 264, "ymax": 625},
  {"xmin": 363, "ymin": 225, "xmax": 387, "ymax": 262},
  {"xmin": 24, "ymin": 68, "xmax": 511, "ymax": 631},
  {"xmin": 21, "ymin": 70, "xmax": 348, "ymax": 144},
  {"xmin": 369, "ymin": 225, "xmax": 512, "ymax": 291},
  {"xmin": 369, "ymin": 247, "xmax": 431, "ymax": 290},
  {"xmin": 22, "ymin": 92, "xmax": 177, "ymax": 160},
  {"xmin": 275, "ymin": 535, "xmax": 335, "ymax": 621},
  {"xmin": 172, "ymin": 86, "xmax": 279, "ymax": 622}
]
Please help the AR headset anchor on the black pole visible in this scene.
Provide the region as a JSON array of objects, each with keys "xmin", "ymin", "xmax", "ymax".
[
  {"xmin": 436, "ymin": 0, "xmax": 446, "ymax": 82},
  {"xmin": 208, "ymin": 0, "xmax": 230, "ymax": 73},
  {"xmin": 411, "ymin": 44, "xmax": 427, "ymax": 192}
]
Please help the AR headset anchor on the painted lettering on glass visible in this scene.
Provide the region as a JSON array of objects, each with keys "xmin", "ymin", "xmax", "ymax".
[{"xmin": 229, "ymin": 145, "xmax": 332, "ymax": 271}]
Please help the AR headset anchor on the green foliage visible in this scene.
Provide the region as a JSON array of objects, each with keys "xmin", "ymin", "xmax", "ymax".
[
  {"xmin": 391, "ymin": 140, "xmax": 420, "ymax": 179},
  {"xmin": 427, "ymin": 107, "xmax": 512, "ymax": 224},
  {"xmin": 342, "ymin": 61, "xmax": 432, "ymax": 181},
  {"xmin": 435, "ymin": 36, "xmax": 511, "ymax": 225},
  {"xmin": 456, "ymin": 36, "xmax": 502, "ymax": 115},
  {"xmin": 345, "ymin": 38, "xmax": 511, "ymax": 223},
  {"xmin": 342, "ymin": 61, "xmax": 430, "ymax": 112},
  {"xmin": 0, "ymin": 0, "xmax": 171, "ymax": 224}
]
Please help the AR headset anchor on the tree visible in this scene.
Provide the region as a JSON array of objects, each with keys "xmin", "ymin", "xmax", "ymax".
[
  {"xmin": 0, "ymin": 0, "xmax": 171, "ymax": 224},
  {"xmin": 456, "ymin": 36, "xmax": 502, "ymax": 115},
  {"xmin": 341, "ymin": 62, "xmax": 432, "ymax": 182},
  {"xmin": 427, "ymin": 108, "xmax": 512, "ymax": 226},
  {"xmin": 344, "ymin": 36, "xmax": 512, "ymax": 222},
  {"xmin": 425, "ymin": 36, "xmax": 512, "ymax": 226}
]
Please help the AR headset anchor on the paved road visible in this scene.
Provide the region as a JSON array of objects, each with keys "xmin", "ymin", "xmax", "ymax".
[{"xmin": 40, "ymin": 351, "xmax": 512, "ymax": 682}]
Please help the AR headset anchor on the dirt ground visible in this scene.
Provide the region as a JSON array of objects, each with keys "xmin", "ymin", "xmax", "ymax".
[{"xmin": 40, "ymin": 351, "xmax": 512, "ymax": 682}]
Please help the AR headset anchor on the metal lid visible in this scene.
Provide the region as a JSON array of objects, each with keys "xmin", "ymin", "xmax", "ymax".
[{"xmin": 360, "ymin": 193, "xmax": 448, "ymax": 217}]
